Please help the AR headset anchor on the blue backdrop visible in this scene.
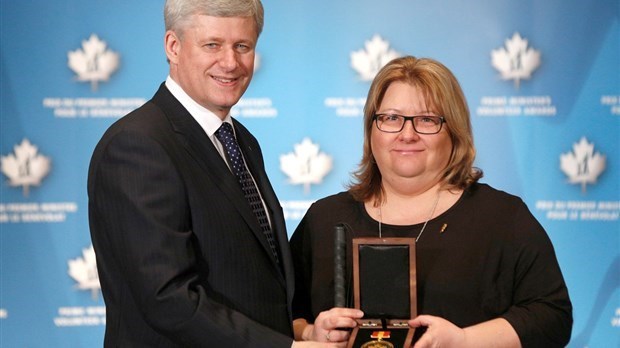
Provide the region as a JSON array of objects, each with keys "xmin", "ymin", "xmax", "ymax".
[{"xmin": 1, "ymin": 0, "xmax": 618, "ymax": 346}]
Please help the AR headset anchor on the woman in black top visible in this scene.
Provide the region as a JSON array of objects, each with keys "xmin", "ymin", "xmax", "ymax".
[{"xmin": 290, "ymin": 56, "xmax": 572, "ymax": 347}]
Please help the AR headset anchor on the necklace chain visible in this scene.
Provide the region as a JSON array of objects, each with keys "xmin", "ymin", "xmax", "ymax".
[{"xmin": 378, "ymin": 191, "xmax": 441, "ymax": 242}]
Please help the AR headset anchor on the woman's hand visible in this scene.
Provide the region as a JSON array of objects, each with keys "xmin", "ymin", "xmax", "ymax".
[
  {"xmin": 408, "ymin": 315, "xmax": 520, "ymax": 348},
  {"xmin": 409, "ymin": 315, "xmax": 466, "ymax": 348},
  {"xmin": 294, "ymin": 307, "xmax": 364, "ymax": 345}
]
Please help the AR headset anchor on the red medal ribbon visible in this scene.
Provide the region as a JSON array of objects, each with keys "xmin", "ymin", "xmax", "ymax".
[{"xmin": 370, "ymin": 331, "xmax": 391, "ymax": 339}]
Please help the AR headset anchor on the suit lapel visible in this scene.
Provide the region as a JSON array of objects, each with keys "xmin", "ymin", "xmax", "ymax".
[
  {"xmin": 234, "ymin": 121, "xmax": 293, "ymax": 287},
  {"xmin": 150, "ymin": 84, "xmax": 285, "ymax": 279}
]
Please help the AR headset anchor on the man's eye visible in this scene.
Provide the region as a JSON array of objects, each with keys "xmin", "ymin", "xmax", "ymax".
[{"xmin": 236, "ymin": 44, "xmax": 252, "ymax": 52}]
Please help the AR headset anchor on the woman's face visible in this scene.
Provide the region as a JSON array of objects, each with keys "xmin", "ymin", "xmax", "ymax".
[{"xmin": 371, "ymin": 81, "xmax": 452, "ymax": 190}]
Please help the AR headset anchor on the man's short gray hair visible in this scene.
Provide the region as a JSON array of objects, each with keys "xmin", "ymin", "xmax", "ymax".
[{"xmin": 164, "ymin": 0, "xmax": 264, "ymax": 38}]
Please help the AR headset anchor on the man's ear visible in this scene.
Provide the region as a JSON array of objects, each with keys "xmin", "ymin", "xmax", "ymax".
[{"xmin": 164, "ymin": 30, "xmax": 181, "ymax": 64}]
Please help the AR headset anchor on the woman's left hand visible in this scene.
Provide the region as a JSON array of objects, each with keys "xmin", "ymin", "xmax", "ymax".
[{"xmin": 408, "ymin": 315, "xmax": 466, "ymax": 348}]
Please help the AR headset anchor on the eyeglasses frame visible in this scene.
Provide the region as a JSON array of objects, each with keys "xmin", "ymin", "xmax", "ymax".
[{"xmin": 373, "ymin": 114, "xmax": 446, "ymax": 134}]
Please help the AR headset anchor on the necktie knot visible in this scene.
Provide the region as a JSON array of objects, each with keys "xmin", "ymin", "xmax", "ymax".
[
  {"xmin": 216, "ymin": 122, "xmax": 234, "ymax": 138},
  {"xmin": 215, "ymin": 123, "xmax": 245, "ymax": 178}
]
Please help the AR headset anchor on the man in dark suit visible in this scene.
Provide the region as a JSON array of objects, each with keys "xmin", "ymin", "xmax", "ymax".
[{"xmin": 88, "ymin": 1, "xmax": 321, "ymax": 347}]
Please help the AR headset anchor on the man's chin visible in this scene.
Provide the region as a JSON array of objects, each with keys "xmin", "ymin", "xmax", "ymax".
[{"xmin": 218, "ymin": 101, "xmax": 240, "ymax": 111}]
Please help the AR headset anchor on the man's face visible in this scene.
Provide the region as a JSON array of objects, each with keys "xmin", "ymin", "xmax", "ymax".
[{"xmin": 166, "ymin": 15, "xmax": 258, "ymax": 119}]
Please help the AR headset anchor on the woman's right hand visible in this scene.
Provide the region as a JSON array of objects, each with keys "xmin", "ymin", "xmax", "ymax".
[{"xmin": 294, "ymin": 307, "xmax": 364, "ymax": 344}]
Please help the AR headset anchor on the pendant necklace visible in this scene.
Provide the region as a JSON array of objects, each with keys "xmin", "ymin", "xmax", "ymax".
[{"xmin": 378, "ymin": 191, "xmax": 440, "ymax": 242}]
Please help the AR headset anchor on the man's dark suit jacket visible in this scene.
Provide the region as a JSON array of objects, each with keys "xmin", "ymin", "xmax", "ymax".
[{"xmin": 88, "ymin": 83, "xmax": 295, "ymax": 347}]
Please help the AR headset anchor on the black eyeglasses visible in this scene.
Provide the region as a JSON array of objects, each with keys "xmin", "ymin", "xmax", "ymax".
[{"xmin": 373, "ymin": 114, "xmax": 446, "ymax": 134}]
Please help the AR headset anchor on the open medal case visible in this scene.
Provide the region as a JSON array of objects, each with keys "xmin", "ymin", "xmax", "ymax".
[{"xmin": 346, "ymin": 238, "xmax": 417, "ymax": 348}]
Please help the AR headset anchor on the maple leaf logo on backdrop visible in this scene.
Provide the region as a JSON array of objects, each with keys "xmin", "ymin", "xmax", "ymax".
[
  {"xmin": 68, "ymin": 245, "xmax": 101, "ymax": 301},
  {"xmin": 351, "ymin": 34, "xmax": 401, "ymax": 81},
  {"xmin": 560, "ymin": 137, "xmax": 606, "ymax": 193},
  {"xmin": 68, "ymin": 34, "xmax": 120, "ymax": 92},
  {"xmin": 1, "ymin": 139, "xmax": 51, "ymax": 197},
  {"xmin": 280, "ymin": 138, "xmax": 333, "ymax": 194},
  {"xmin": 491, "ymin": 32, "xmax": 541, "ymax": 89}
]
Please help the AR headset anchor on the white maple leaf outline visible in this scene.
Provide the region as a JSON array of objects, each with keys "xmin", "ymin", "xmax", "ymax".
[
  {"xmin": 280, "ymin": 138, "xmax": 333, "ymax": 194},
  {"xmin": 491, "ymin": 32, "xmax": 541, "ymax": 89},
  {"xmin": 560, "ymin": 137, "xmax": 606, "ymax": 193},
  {"xmin": 351, "ymin": 34, "xmax": 401, "ymax": 81},
  {"xmin": 68, "ymin": 245, "xmax": 101, "ymax": 301},
  {"xmin": 68, "ymin": 34, "xmax": 120, "ymax": 92},
  {"xmin": 1, "ymin": 138, "xmax": 51, "ymax": 197}
]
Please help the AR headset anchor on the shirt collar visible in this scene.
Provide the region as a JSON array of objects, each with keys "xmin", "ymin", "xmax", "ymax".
[{"xmin": 165, "ymin": 76, "xmax": 233, "ymax": 137}]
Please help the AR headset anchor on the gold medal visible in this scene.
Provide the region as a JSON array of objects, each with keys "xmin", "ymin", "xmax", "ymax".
[
  {"xmin": 360, "ymin": 340, "xmax": 394, "ymax": 348},
  {"xmin": 361, "ymin": 331, "xmax": 394, "ymax": 348}
]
